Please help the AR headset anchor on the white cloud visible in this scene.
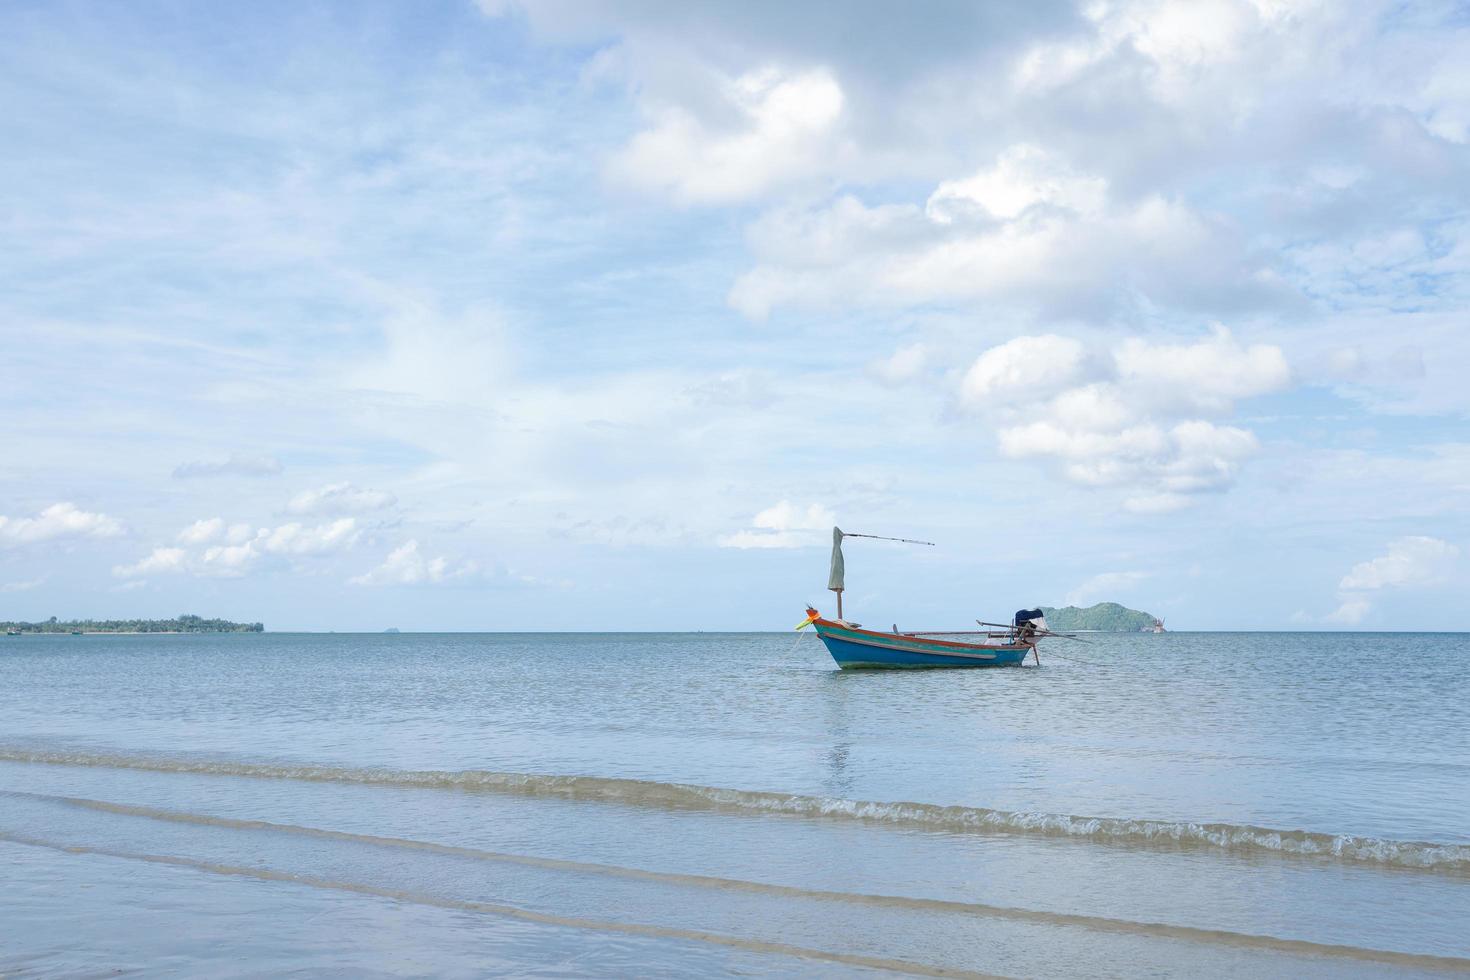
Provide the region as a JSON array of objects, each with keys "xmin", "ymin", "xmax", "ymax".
[
  {"xmin": 963, "ymin": 328, "xmax": 1288, "ymax": 509},
  {"xmin": 350, "ymin": 540, "xmax": 478, "ymax": 586},
  {"xmin": 728, "ymin": 159, "xmax": 1289, "ymax": 321},
  {"xmin": 718, "ymin": 500, "xmax": 835, "ymax": 549},
  {"xmin": 608, "ymin": 66, "xmax": 846, "ymax": 205},
  {"xmin": 257, "ymin": 518, "xmax": 361, "ymax": 554},
  {"xmin": 1339, "ymin": 536, "xmax": 1459, "ymax": 590},
  {"xmin": 286, "ymin": 482, "xmax": 397, "ymax": 516},
  {"xmin": 0, "ymin": 503, "xmax": 123, "ymax": 546},
  {"xmin": 178, "ymin": 518, "xmax": 225, "ymax": 545},
  {"xmin": 1114, "ymin": 327, "xmax": 1291, "ymax": 414},
  {"xmin": 1318, "ymin": 536, "xmax": 1460, "ymax": 626},
  {"xmin": 114, "ymin": 519, "xmax": 360, "ymax": 579},
  {"xmin": 1324, "ymin": 597, "xmax": 1371, "ymax": 625},
  {"xmin": 927, "ymin": 144, "xmax": 1107, "ymax": 223},
  {"xmin": 196, "ymin": 541, "xmax": 261, "ymax": 577},
  {"xmin": 0, "ymin": 577, "xmax": 46, "ymax": 593},
  {"xmin": 960, "ymin": 334, "xmax": 1088, "ymax": 405},
  {"xmin": 172, "ymin": 454, "xmax": 283, "ymax": 479},
  {"xmin": 113, "ymin": 547, "xmax": 188, "ymax": 578}
]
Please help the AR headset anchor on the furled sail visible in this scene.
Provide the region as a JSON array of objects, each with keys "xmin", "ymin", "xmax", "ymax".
[{"xmin": 828, "ymin": 527, "xmax": 845, "ymax": 592}]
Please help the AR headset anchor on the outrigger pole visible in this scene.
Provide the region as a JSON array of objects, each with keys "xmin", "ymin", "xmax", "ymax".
[
  {"xmin": 975, "ymin": 620, "xmax": 1090, "ymax": 643},
  {"xmin": 842, "ymin": 533, "xmax": 937, "ymax": 546},
  {"xmin": 829, "ymin": 527, "xmax": 935, "ymax": 620}
]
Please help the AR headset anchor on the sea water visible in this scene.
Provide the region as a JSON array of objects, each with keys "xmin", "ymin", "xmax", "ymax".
[{"xmin": 1, "ymin": 631, "xmax": 1466, "ymax": 977}]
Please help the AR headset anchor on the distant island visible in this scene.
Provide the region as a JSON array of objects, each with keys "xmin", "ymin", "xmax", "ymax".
[
  {"xmin": 1040, "ymin": 602, "xmax": 1163, "ymax": 632},
  {"xmin": 2, "ymin": 614, "xmax": 263, "ymax": 635}
]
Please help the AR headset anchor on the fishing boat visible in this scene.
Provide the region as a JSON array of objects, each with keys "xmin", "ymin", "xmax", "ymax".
[{"xmin": 797, "ymin": 527, "xmax": 1048, "ymax": 669}]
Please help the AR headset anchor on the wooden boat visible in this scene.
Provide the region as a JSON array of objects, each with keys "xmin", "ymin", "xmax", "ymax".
[
  {"xmin": 804, "ymin": 609, "xmax": 1035, "ymax": 668},
  {"xmin": 798, "ymin": 527, "xmax": 1043, "ymax": 669}
]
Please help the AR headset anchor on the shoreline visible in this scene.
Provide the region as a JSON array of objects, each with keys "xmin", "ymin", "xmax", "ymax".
[{"xmin": 3, "ymin": 630, "xmax": 249, "ymax": 636}]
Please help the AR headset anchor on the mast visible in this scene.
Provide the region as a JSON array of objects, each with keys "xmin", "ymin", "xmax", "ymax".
[{"xmin": 829, "ymin": 527, "xmax": 845, "ymax": 619}]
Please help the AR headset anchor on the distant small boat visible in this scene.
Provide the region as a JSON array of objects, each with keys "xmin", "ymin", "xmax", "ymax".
[
  {"xmin": 70, "ymin": 630, "xmax": 83, "ymax": 635},
  {"xmin": 4, "ymin": 629, "xmax": 19, "ymax": 636},
  {"xmin": 797, "ymin": 527, "xmax": 1047, "ymax": 669}
]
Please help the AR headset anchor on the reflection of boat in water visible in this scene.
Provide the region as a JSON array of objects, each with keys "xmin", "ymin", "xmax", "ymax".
[{"xmin": 797, "ymin": 527, "xmax": 1048, "ymax": 669}]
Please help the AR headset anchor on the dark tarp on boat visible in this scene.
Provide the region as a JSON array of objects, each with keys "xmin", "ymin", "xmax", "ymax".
[{"xmin": 1014, "ymin": 608, "xmax": 1046, "ymax": 627}]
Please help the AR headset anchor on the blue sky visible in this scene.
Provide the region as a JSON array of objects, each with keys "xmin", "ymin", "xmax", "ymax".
[{"xmin": 3, "ymin": 0, "xmax": 1468, "ymax": 630}]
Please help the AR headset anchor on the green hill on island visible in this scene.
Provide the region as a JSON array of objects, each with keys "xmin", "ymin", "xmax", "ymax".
[
  {"xmin": 1040, "ymin": 602, "xmax": 1159, "ymax": 632},
  {"xmin": 1, "ymin": 614, "xmax": 262, "ymax": 634}
]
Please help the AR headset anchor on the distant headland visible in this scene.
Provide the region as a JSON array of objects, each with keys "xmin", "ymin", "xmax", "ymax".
[
  {"xmin": 2, "ymin": 614, "xmax": 263, "ymax": 635},
  {"xmin": 1040, "ymin": 602, "xmax": 1164, "ymax": 632}
]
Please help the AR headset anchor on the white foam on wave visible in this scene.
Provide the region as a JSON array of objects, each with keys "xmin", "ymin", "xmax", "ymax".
[{"xmin": 3, "ymin": 746, "xmax": 1467, "ymax": 871}]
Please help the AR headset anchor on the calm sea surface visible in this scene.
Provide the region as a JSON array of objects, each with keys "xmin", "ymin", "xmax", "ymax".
[{"xmin": 1, "ymin": 631, "xmax": 1467, "ymax": 977}]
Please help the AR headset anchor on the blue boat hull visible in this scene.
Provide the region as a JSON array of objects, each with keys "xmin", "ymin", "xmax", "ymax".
[{"xmin": 814, "ymin": 622, "xmax": 1032, "ymax": 669}]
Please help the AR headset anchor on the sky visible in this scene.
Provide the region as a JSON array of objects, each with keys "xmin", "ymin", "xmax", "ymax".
[{"xmin": 3, "ymin": 0, "xmax": 1469, "ymax": 631}]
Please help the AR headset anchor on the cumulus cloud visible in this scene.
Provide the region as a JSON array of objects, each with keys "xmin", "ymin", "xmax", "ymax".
[
  {"xmin": 0, "ymin": 503, "xmax": 123, "ymax": 546},
  {"xmin": 175, "ymin": 518, "xmax": 260, "ymax": 548},
  {"xmin": 728, "ymin": 149, "xmax": 1291, "ymax": 320},
  {"xmin": 608, "ymin": 66, "xmax": 846, "ymax": 205},
  {"xmin": 178, "ymin": 518, "xmax": 225, "ymax": 545},
  {"xmin": 1113, "ymin": 330, "xmax": 1291, "ymax": 414},
  {"xmin": 172, "ymin": 454, "xmax": 283, "ymax": 479},
  {"xmin": 1324, "ymin": 597, "xmax": 1371, "ymax": 625},
  {"xmin": 196, "ymin": 541, "xmax": 261, "ymax": 577},
  {"xmin": 1321, "ymin": 536, "xmax": 1459, "ymax": 626},
  {"xmin": 350, "ymin": 540, "xmax": 478, "ymax": 586},
  {"xmin": 115, "ymin": 518, "xmax": 360, "ymax": 579},
  {"xmin": 960, "ymin": 334, "xmax": 1089, "ymax": 405},
  {"xmin": 578, "ymin": 2, "xmax": 1464, "ymax": 326},
  {"xmin": 286, "ymin": 483, "xmax": 397, "ymax": 516},
  {"xmin": 961, "ymin": 327, "xmax": 1289, "ymax": 510},
  {"xmin": 927, "ymin": 144, "xmax": 1106, "ymax": 223},
  {"xmin": 113, "ymin": 547, "xmax": 189, "ymax": 578},
  {"xmin": 718, "ymin": 500, "xmax": 835, "ymax": 549},
  {"xmin": 257, "ymin": 518, "xmax": 360, "ymax": 555},
  {"xmin": 1339, "ymin": 536, "xmax": 1458, "ymax": 591},
  {"xmin": 482, "ymin": 0, "xmax": 1076, "ymax": 192}
]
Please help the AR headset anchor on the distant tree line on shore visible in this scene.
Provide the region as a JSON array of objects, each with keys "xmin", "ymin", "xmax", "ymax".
[{"xmin": 2, "ymin": 614, "xmax": 263, "ymax": 634}]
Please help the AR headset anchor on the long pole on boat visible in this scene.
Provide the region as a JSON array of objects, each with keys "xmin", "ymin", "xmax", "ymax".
[
  {"xmin": 975, "ymin": 620, "xmax": 1090, "ymax": 642},
  {"xmin": 842, "ymin": 533, "xmax": 937, "ymax": 546}
]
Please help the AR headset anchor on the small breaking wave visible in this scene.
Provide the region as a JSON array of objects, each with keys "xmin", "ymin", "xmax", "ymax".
[
  {"xmin": 4, "ymin": 745, "xmax": 1467, "ymax": 872},
  {"xmin": 0, "ymin": 829, "xmax": 999, "ymax": 980},
  {"xmin": 10, "ymin": 791, "xmax": 1470, "ymax": 972}
]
